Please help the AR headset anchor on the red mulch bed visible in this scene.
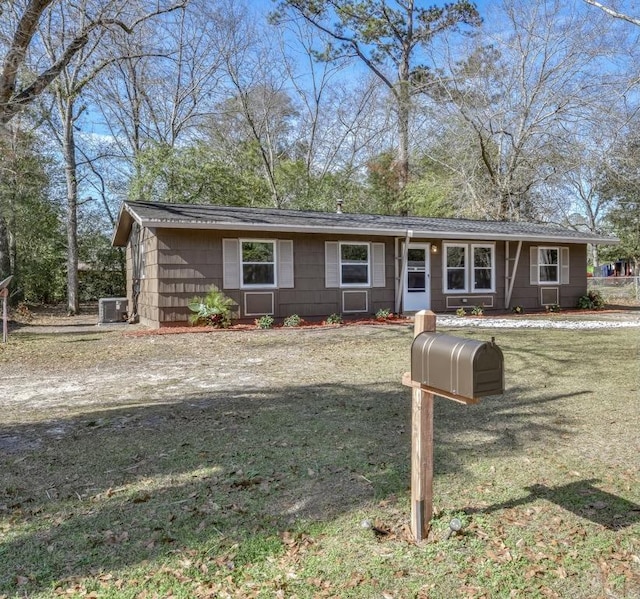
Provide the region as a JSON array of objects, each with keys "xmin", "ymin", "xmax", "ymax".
[
  {"xmin": 122, "ymin": 306, "xmax": 639, "ymax": 337},
  {"xmin": 124, "ymin": 316, "xmax": 413, "ymax": 337}
]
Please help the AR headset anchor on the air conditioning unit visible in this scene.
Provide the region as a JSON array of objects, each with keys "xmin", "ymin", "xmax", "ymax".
[{"xmin": 99, "ymin": 297, "xmax": 128, "ymax": 324}]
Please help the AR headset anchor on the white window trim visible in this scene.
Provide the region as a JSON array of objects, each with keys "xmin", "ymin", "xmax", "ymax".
[
  {"xmin": 243, "ymin": 291, "xmax": 275, "ymax": 316},
  {"xmin": 443, "ymin": 242, "xmax": 496, "ymax": 294},
  {"xmin": 443, "ymin": 243, "xmax": 469, "ymax": 293},
  {"xmin": 240, "ymin": 239, "xmax": 278, "ymax": 289},
  {"xmin": 538, "ymin": 246, "xmax": 560, "ymax": 285},
  {"xmin": 471, "ymin": 243, "xmax": 496, "ymax": 293},
  {"xmin": 339, "ymin": 241, "xmax": 370, "ymax": 288},
  {"xmin": 342, "ymin": 290, "xmax": 369, "ymax": 313}
]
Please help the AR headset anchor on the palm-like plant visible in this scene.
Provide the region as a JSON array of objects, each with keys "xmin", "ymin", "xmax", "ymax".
[{"xmin": 188, "ymin": 288, "xmax": 234, "ymax": 328}]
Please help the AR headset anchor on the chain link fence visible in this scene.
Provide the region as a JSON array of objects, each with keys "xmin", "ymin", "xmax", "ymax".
[{"xmin": 588, "ymin": 276, "xmax": 640, "ymax": 304}]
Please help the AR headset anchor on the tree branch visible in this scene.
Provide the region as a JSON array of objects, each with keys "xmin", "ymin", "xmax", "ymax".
[
  {"xmin": 583, "ymin": 0, "xmax": 640, "ymax": 27},
  {"xmin": 0, "ymin": 0, "xmax": 188, "ymax": 125}
]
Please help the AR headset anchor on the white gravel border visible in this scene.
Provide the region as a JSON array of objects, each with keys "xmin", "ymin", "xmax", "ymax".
[{"xmin": 436, "ymin": 315, "xmax": 640, "ymax": 329}]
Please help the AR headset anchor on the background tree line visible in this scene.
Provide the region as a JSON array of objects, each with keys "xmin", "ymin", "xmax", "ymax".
[{"xmin": 1, "ymin": 0, "xmax": 639, "ymax": 310}]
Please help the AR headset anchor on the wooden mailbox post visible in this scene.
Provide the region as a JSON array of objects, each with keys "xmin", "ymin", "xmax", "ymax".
[{"xmin": 402, "ymin": 310, "xmax": 504, "ymax": 542}]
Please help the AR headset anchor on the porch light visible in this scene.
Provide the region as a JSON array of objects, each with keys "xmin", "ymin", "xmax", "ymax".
[{"xmin": 431, "ymin": 244, "xmax": 439, "ymax": 254}]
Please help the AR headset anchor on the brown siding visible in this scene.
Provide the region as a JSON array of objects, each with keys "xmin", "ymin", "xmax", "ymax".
[
  {"xmin": 428, "ymin": 241, "xmax": 587, "ymax": 313},
  {"xmin": 509, "ymin": 243, "xmax": 587, "ymax": 310},
  {"xmin": 144, "ymin": 229, "xmax": 398, "ymax": 326},
  {"xmin": 138, "ymin": 233, "xmax": 159, "ymax": 326},
  {"xmin": 126, "ymin": 228, "xmax": 590, "ymax": 327}
]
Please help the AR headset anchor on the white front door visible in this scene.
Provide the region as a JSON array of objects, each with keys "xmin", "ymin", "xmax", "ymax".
[{"xmin": 403, "ymin": 244, "xmax": 431, "ymax": 312}]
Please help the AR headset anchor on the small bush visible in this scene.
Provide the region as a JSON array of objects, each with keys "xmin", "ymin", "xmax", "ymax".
[
  {"xmin": 456, "ymin": 307, "xmax": 467, "ymax": 317},
  {"xmin": 512, "ymin": 305, "xmax": 524, "ymax": 315},
  {"xmin": 13, "ymin": 301, "xmax": 33, "ymax": 322},
  {"xmin": 187, "ymin": 288, "xmax": 234, "ymax": 328},
  {"xmin": 577, "ymin": 290, "xmax": 605, "ymax": 310},
  {"xmin": 283, "ymin": 314, "xmax": 303, "ymax": 327},
  {"xmin": 471, "ymin": 305, "xmax": 484, "ymax": 316},
  {"xmin": 255, "ymin": 315, "xmax": 274, "ymax": 329},
  {"xmin": 375, "ymin": 308, "xmax": 392, "ymax": 320},
  {"xmin": 325, "ymin": 313, "xmax": 343, "ymax": 325},
  {"xmin": 545, "ymin": 303, "xmax": 561, "ymax": 313}
]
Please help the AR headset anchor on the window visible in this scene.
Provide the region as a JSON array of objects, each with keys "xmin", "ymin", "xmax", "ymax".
[
  {"xmin": 241, "ymin": 240, "xmax": 275, "ymax": 287},
  {"xmin": 325, "ymin": 242, "xmax": 385, "ymax": 288},
  {"xmin": 538, "ymin": 247, "xmax": 559, "ymax": 283},
  {"xmin": 444, "ymin": 244, "xmax": 468, "ymax": 292},
  {"xmin": 340, "ymin": 242, "xmax": 369, "ymax": 286},
  {"xmin": 530, "ymin": 246, "xmax": 569, "ymax": 285},
  {"xmin": 444, "ymin": 243, "xmax": 495, "ymax": 293},
  {"xmin": 223, "ymin": 239, "xmax": 293, "ymax": 290},
  {"xmin": 472, "ymin": 245, "xmax": 494, "ymax": 291}
]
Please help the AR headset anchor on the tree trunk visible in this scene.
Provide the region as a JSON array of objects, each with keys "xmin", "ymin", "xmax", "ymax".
[
  {"xmin": 591, "ymin": 244, "xmax": 599, "ymax": 269},
  {"xmin": 396, "ymin": 59, "xmax": 411, "ymax": 216},
  {"xmin": 63, "ymin": 102, "xmax": 79, "ymax": 315},
  {"xmin": 0, "ymin": 216, "xmax": 10, "ymax": 278}
]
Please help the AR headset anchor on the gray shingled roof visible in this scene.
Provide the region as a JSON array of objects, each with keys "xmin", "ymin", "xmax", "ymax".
[{"xmin": 112, "ymin": 200, "xmax": 618, "ymax": 246}]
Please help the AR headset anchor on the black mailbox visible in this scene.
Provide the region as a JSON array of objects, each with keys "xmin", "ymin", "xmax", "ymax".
[{"xmin": 411, "ymin": 332, "xmax": 504, "ymax": 401}]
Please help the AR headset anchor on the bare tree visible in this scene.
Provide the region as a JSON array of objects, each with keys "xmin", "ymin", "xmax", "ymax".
[
  {"xmin": 421, "ymin": 0, "xmax": 628, "ymax": 221},
  {"xmin": 200, "ymin": 0, "xmax": 299, "ymax": 208},
  {"xmin": 276, "ymin": 19, "xmax": 395, "ymax": 210},
  {"xmin": 94, "ymin": 0, "xmax": 225, "ymax": 157},
  {"xmin": 34, "ymin": 0, "xmax": 186, "ymax": 314},
  {"xmin": 0, "ymin": 0, "xmax": 185, "ymax": 128},
  {"xmin": 271, "ymin": 0, "xmax": 481, "ymax": 214}
]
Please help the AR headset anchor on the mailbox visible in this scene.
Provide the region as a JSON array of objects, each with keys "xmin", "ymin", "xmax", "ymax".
[{"xmin": 411, "ymin": 332, "xmax": 504, "ymax": 401}]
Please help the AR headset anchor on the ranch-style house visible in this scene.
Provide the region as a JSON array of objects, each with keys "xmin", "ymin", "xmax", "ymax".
[{"xmin": 111, "ymin": 201, "xmax": 617, "ymax": 328}]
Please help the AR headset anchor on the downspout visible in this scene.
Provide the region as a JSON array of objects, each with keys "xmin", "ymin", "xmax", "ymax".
[
  {"xmin": 505, "ymin": 240, "xmax": 522, "ymax": 309},
  {"xmin": 396, "ymin": 230, "xmax": 412, "ymax": 314},
  {"xmin": 129, "ymin": 223, "xmax": 142, "ymax": 324}
]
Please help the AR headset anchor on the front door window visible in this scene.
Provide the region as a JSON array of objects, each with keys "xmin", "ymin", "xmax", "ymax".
[{"xmin": 407, "ymin": 248, "xmax": 426, "ymax": 293}]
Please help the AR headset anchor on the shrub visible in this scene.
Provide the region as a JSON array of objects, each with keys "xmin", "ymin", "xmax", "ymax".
[
  {"xmin": 512, "ymin": 305, "xmax": 524, "ymax": 315},
  {"xmin": 255, "ymin": 314, "xmax": 274, "ymax": 329},
  {"xmin": 375, "ymin": 308, "xmax": 392, "ymax": 320},
  {"xmin": 13, "ymin": 301, "xmax": 33, "ymax": 322},
  {"xmin": 545, "ymin": 303, "xmax": 561, "ymax": 313},
  {"xmin": 325, "ymin": 313, "xmax": 343, "ymax": 325},
  {"xmin": 187, "ymin": 288, "xmax": 234, "ymax": 328},
  {"xmin": 456, "ymin": 307, "xmax": 467, "ymax": 317},
  {"xmin": 471, "ymin": 305, "xmax": 484, "ymax": 316},
  {"xmin": 577, "ymin": 290, "xmax": 605, "ymax": 310},
  {"xmin": 283, "ymin": 314, "xmax": 303, "ymax": 327}
]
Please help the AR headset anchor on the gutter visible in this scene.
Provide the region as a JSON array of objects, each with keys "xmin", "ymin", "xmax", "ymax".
[{"xmin": 132, "ymin": 217, "xmax": 619, "ymax": 246}]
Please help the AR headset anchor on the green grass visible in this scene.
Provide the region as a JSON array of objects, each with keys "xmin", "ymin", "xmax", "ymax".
[{"xmin": 0, "ymin": 323, "xmax": 639, "ymax": 598}]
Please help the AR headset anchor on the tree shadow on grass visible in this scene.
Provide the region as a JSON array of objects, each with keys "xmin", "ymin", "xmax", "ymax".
[
  {"xmin": 0, "ymin": 381, "xmax": 589, "ymax": 595},
  {"xmin": 462, "ymin": 479, "xmax": 640, "ymax": 530}
]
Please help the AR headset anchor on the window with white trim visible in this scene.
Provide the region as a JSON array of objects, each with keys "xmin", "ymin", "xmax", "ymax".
[
  {"xmin": 472, "ymin": 245, "xmax": 495, "ymax": 291},
  {"xmin": 444, "ymin": 244, "xmax": 468, "ymax": 292},
  {"xmin": 340, "ymin": 242, "xmax": 369, "ymax": 286},
  {"xmin": 241, "ymin": 240, "xmax": 276, "ymax": 287},
  {"xmin": 443, "ymin": 243, "xmax": 495, "ymax": 293},
  {"xmin": 538, "ymin": 247, "xmax": 559, "ymax": 283}
]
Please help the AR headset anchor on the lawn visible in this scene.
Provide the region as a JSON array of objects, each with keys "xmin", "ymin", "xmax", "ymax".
[{"xmin": 0, "ymin": 321, "xmax": 639, "ymax": 598}]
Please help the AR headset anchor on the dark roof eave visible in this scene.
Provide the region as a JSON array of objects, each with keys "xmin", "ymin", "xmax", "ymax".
[
  {"xmin": 111, "ymin": 206, "xmax": 139, "ymax": 247},
  {"xmin": 135, "ymin": 217, "xmax": 619, "ymax": 245}
]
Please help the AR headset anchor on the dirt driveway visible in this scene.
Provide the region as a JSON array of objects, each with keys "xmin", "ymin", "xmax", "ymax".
[
  {"xmin": 3, "ymin": 303, "xmax": 639, "ymax": 429},
  {"xmin": 2, "ymin": 311, "xmax": 413, "ymax": 427}
]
